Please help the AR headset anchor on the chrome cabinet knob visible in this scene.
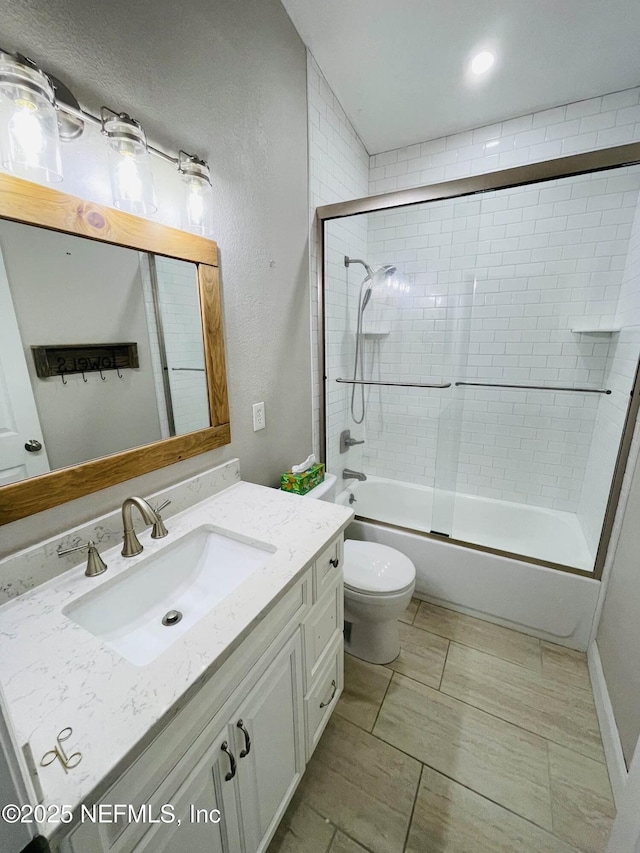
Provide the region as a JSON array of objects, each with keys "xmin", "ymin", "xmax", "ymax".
[{"xmin": 24, "ymin": 439, "xmax": 42, "ymax": 452}]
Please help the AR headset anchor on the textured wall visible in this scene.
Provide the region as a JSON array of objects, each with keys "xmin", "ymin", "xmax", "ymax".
[{"xmin": 0, "ymin": 0, "xmax": 310, "ymax": 555}]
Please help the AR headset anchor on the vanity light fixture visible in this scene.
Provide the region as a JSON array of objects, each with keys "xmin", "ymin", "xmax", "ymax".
[
  {"xmin": 0, "ymin": 51, "xmax": 63, "ymax": 182},
  {"xmin": 178, "ymin": 150, "xmax": 214, "ymax": 236},
  {"xmin": 101, "ymin": 107, "xmax": 157, "ymax": 216},
  {"xmin": 0, "ymin": 47, "xmax": 214, "ymax": 232}
]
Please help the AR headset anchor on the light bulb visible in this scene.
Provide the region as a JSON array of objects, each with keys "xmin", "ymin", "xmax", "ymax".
[
  {"xmin": 0, "ymin": 53, "xmax": 63, "ymax": 182},
  {"xmin": 186, "ymin": 181, "xmax": 206, "ymax": 227},
  {"xmin": 103, "ymin": 110, "xmax": 157, "ymax": 215},
  {"xmin": 114, "ymin": 155, "xmax": 143, "ymax": 204},
  {"xmin": 179, "ymin": 155, "xmax": 213, "ymax": 236},
  {"xmin": 8, "ymin": 102, "xmax": 46, "ymax": 167}
]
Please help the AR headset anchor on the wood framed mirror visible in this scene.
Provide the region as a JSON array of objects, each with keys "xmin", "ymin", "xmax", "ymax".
[{"xmin": 0, "ymin": 172, "xmax": 230, "ymax": 525}]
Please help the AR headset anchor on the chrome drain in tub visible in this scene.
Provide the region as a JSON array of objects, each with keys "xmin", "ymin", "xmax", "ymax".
[{"xmin": 162, "ymin": 609, "xmax": 183, "ymax": 626}]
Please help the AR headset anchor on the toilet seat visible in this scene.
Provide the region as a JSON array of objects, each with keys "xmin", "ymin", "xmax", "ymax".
[{"xmin": 343, "ymin": 540, "xmax": 416, "ymax": 595}]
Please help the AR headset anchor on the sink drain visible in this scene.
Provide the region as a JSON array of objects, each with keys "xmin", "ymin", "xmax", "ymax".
[{"xmin": 162, "ymin": 609, "xmax": 183, "ymax": 626}]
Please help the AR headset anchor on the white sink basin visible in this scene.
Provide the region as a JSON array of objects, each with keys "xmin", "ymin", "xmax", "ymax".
[{"xmin": 63, "ymin": 525, "xmax": 275, "ymax": 666}]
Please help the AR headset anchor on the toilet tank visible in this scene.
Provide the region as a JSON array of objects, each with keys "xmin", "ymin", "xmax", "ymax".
[{"xmin": 305, "ymin": 472, "xmax": 337, "ymax": 501}]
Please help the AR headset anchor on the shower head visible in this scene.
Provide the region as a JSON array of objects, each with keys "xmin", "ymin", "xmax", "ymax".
[
  {"xmin": 370, "ymin": 264, "xmax": 397, "ymax": 282},
  {"xmin": 345, "ymin": 255, "xmax": 408, "ymax": 311},
  {"xmin": 344, "ymin": 256, "xmax": 397, "ymax": 283}
]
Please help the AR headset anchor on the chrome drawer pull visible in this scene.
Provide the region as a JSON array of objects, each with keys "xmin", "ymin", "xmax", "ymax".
[
  {"xmin": 237, "ymin": 719, "xmax": 251, "ymax": 757},
  {"xmin": 320, "ymin": 679, "xmax": 337, "ymax": 708},
  {"xmin": 221, "ymin": 741, "xmax": 237, "ymax": 780},
  {"xmin": 329, "ymin": 558, "xmax": 339, "ymax": 568}
]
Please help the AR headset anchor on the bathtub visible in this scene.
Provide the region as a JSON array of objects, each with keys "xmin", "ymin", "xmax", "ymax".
[{"xmin": 336, "ymin": 475, "xmax": 600, "ymax": 650}]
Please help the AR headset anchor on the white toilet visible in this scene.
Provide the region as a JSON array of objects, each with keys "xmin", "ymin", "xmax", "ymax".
[{"xmin": 306, "ymin": 473, "xmax": 416, "ymax": 664}]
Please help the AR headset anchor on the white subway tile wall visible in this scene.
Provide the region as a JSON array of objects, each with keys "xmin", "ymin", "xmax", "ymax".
[
  {"xmin": 578, "ymin": 197, "xmax": 640, "ymax": 553},
  {"xmin": 154, "ymin": 257, "xmax": 210, "ymax": 436},
  {"xmin": 310, "ymin": 68, "xmax": 640, "ymax": 566},
  {"xmin": 369, "ymin": 89, "xmax": 640, "ymax": 196},
  {"xmin": 139, "ymin": 253, "xmax": 171, "ymax": 439},
  {"xmin": 308, "ymin": 53, "xmax": 369, "ymax": 460},
  {"xmin": 360, "ymin": 169, "xmax": 640, "ymax": 522},
  {"xmin": 141, "ymin": 255, "xmax": 209, "ymax": 439}
]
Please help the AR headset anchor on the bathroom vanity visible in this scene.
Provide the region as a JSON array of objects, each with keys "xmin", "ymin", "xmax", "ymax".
[{"xmin": 0, "ymin": 473, "xmax": 352, "ymax": 852}]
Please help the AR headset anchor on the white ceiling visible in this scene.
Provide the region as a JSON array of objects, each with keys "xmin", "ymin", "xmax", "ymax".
[{"xmin": 281, "ymin": 0, "xmax": 640, "ymax": 154}]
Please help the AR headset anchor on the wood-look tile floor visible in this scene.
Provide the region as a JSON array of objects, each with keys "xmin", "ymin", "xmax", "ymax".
[{"xmin": 268, "ymin": 600, "xmax": 616, "ymax": 853}]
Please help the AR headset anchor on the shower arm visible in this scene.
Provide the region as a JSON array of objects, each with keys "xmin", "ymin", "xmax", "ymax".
[{"xmin": 344, "ymin": 256, "xmax": 373, "ymax": 277}]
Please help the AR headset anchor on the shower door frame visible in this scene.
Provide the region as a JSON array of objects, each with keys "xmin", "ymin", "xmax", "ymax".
[{"xmin": 317, "ymin": 141, "xmax": 640, "ymax": 580}]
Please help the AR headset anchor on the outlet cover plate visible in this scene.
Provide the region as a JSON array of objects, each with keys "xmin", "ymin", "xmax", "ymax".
[{"xmin": 252, "ymin": 402, "xmax": 265, "ymax": 431}]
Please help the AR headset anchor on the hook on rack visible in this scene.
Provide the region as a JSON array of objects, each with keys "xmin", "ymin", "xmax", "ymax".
[
  {"xmin": 60, "ymin": 372, "xmax": 67, "ymax": 386},
  {"xmin": 81, "ymin": 371, "xmax": 87, "ymax": 383},
  {"xmin": 116, "ymin": 367, "xmax": 123, "ymax": 379},
  {"xmin": 99, "ymin": 369, "xmax": 106, "ymax": 381}
]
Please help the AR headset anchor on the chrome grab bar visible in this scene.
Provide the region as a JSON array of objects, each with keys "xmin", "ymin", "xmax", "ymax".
[
  {"xmin": 336, "ymin": 378, "xmax": 451, "ymax": 389},
  {"xmin": 166, "ymin": 367, "xmax": 205, "ymax": 372},
  {"xmin": 455, "ymin": 381, "xmax": 611, "ymax": 394}
]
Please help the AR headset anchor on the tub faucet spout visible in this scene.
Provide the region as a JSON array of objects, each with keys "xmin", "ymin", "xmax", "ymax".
[{"xmin": 343, "ymin": 469, "xmax": 367, "ymax": 481}]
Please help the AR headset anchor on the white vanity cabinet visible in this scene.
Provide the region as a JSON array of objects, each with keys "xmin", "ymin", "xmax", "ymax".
[{"xmin": 58, "ymin": 534, "xmax": 344, "ymax": 853}]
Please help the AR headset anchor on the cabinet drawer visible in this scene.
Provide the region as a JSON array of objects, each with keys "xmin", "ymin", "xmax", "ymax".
[
  {"xmin": 313, "ymin": 536, "xmax": 343, "ymax": 602},
  {"xmin": 304, "ymin": 632, "xmax": 343, "ymax": 761},
  {"xmin": 303, "ymin": 574, "xmax": 342, "ymax": 690}
]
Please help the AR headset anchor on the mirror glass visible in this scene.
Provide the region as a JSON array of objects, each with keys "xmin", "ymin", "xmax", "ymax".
[{"xmin": 0, "ymin": 221, "xmax": 210, "ymax": 486}]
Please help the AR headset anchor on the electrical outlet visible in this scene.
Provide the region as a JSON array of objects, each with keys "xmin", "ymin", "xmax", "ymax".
[{"xmin": 252, "ymin": 401, "xmax": 266, "ymax": 431}]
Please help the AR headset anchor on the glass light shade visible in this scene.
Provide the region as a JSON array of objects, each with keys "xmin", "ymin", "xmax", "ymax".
[
  {"xmin": 180, "ymin": 156, "xmax": 213, "ymax": 236},
  {"xmin": 0, "ymin": 53, "xmax": 62, "ymax": 182},
  {"xmin": 104, "ymin": 113, "xmax": 157, "ymax": 215}
]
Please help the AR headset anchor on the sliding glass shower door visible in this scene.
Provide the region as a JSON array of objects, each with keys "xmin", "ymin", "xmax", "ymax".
[{"xmin": 323, "ymin": 156, "xmax": 640, "ymax": 575}]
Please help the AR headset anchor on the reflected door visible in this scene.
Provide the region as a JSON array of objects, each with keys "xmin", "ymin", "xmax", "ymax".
[{"xmin": 0, "ymin": 249, "xmax": 49, "ymax": 485}]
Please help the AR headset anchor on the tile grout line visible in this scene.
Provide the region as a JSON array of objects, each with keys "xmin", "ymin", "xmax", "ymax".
[
  {"xmin": 545, "ymin": 736, "xmax": 560, "ymax": 844},
  {"xmin": 410, "ymin": 620, "xmax": 545, "ymax": 676},
  {"xmin": 370, "ymin": 668, "xmax": 395, "ymax": 733},
  {"xmin": 376, "ymin": 666, "xmax": 607, "ymax": 767},
  {"xmin": 362, "ymin": 722, "xmax": 564, "ymax": 846},
  {"xmin": 402, "ymin": 761, "xmax": 423, "ymax": 853},
  {"xmin": 416, "ymin": 603, "xmax": 592, "ymax": 687},
  {"xmin": 435, "ymin": 677, "xmax": 608, "ymax": 767},
  {"xmin": 436, "ymin": 638, "xmax": 451, "ymax": 691},
  {"xmin": 333, "ymin": 826, "xmax": 377, "ymax": 853}
]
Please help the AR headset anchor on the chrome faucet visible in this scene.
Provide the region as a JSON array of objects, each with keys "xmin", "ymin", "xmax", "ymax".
[
  {"xmin": 343, "ymin": 469, "xmax": 367, "ymax": 481},
  {"xmin": 121, "ymin": 496, "xmax": 170, "ymax": 557}
]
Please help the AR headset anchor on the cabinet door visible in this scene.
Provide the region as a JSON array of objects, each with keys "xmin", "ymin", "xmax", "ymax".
[
  {"xmin": 131, "ymin": 727, "xmax": 242, "ymax": 853},
  {"xmin": 233, "ymin": 630, "xmax": 304, "ymax": 853}
]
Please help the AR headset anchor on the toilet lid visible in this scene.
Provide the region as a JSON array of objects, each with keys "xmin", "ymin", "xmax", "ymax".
[{"xmin": 343, "ymin": 540, "xmax": 416, "ymax": 594}]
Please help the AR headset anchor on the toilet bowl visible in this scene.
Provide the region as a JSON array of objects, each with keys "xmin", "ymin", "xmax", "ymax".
[
  {"xmin": 303, "ymin": 473, "xmax": 416, "ymax": 665},
  {"xmin": 342, "ymin": 540, "xmax": 415, "ymax": 664}
]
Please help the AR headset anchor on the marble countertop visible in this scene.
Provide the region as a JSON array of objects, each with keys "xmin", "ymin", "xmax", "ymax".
[{"xmin": 0, "ymin": 481, "xmax": 353, "ymax": 833}]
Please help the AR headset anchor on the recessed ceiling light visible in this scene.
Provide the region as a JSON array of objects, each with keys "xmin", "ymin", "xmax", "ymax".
[{"xmin": 470, "ymin": 51, "xmax": 495, "ymax": 76}]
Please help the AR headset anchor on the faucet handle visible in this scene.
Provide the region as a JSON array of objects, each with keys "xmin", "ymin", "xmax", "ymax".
[
  {"xmin": 150, "ymin": 499, "xmax": 171, "ymax": 539},
  {"xmin": 57, "ymin": 540, "xmax": 107, "ymax": 577}
]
